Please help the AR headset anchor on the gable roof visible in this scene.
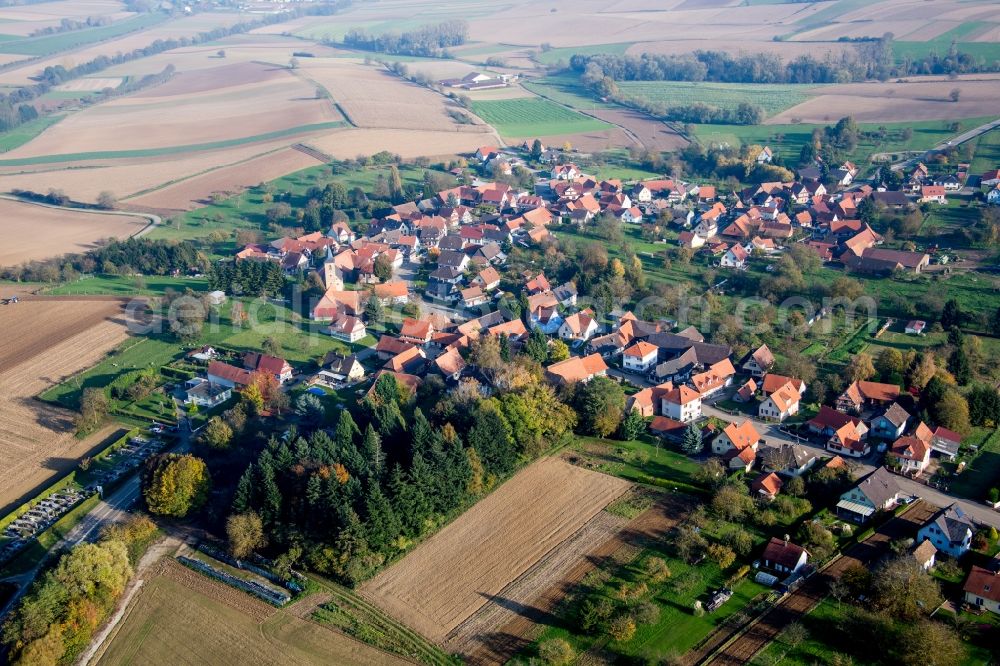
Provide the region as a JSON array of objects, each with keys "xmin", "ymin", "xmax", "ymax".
[
  {"xmin": 767, "ymin": 382, "xmax": 801, "ymax": 413},
  {"xmin": 890, "ymin": 435, "xmax": 928, "ymax": 462},
  {"xmin": 762, "ymin": 537, "xmax": 807, "ymax": 569},
  {"xmin": 207, "ymin": 361, "xmax": 253, "ymax": 387},
  {"xmin": 664, "ymin": 384, "xmax": 701, "ymax": 405},
  {"xmin": 880, "ymin": 402, "xmax": 910, "ymax": 428},
  {"xmin": 964, "ymin": 566, "xmax": 1000, "ymax": 603},
  {"xmin": 546, "ymin": 353, "xmax": 609, "ymax": 384},
  {"xmin": 853, "ymin": 466, "xmax": 900, "ymax": 507},
  {"xmin": 752, "ymin": 472, "xmax": 783, "ymax": 496},
  {"xmin": 926, "ymin": 503, "xmax": 973, "ymax": 542},
  {"xmin": 623, "ymin": 340, "xmax": 658, "ymax": 358}
]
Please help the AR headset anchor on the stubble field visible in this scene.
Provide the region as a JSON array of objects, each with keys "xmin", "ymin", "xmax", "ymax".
[
  {"xmin": 0, "ymin": 299, "xmax": 130, "ymax": 515},
  {"xmin": 0, "ymin": 198, "xmax": 148, "ymax": 266},
  {"xmin": 360, "ymin": 457, "xmax": 630, "ymax": 643},
  {"xmin": 96, "ymin": 559, "xmax": 409, "ymax": 666}
]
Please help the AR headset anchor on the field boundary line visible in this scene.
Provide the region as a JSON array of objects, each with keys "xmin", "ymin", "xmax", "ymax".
[{"xmin": 0, "ymin": 194, "xmax": 160, "ymax": 237}]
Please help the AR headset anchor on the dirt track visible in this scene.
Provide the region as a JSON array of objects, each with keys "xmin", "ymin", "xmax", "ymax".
[{"xmin": 699, "ymin": 501, "xmax": 939, "ymax": 666}]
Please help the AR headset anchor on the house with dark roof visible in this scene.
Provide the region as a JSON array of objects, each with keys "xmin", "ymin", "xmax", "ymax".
[
  {"xmin": 836, "ymin": 467, "xmax": 901, "ymax": 522},
  {"xmin": 870, "ymin": 402, "xmax": 910, "ymax": 440},
  {"xmin": 917, "ymin": 504, "xmax": 974, "ymax": 558},
  {"xmin": 761, "ymin": 537, "xmax": 808, "ymax": 575}
]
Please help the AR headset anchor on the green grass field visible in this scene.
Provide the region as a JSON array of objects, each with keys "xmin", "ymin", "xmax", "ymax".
[
  {"xmin": 892, "ymin": 22, "xmax": 1000, "ymax": 64},
  {"xmin": 617, "ymin": 81, "xmax": 818, "ymax": 118},
  {"xmin": 471, "ymin": 98, "xmax": 611, "ymax": 138},
  {"xmin": 0, "ymin": 13, "xmax": 167, "ymax": 57},
  {"xmin": 534, "ymin": 42, "xmax": 633, "ymax": 66},
  {"xmin": 0, "ymin": 121, "xmax": 347, "ymax": 167},
  {"xmin": 146, "ymin": 162, "xmax": 430, "ymax": 241},
  {"xmin": 0, "ymin": 115, "xmax": 63, "ymax": 153},
  {"xmin": 521, "ymin": 75, "xmax": 616, "ymax": 111},
  {"xmin": 949, "ymin": 428, "xmax": 1000, "ymax": 501},
  {"xmin": 692, "ymin": 116, "xmax": 994, "ymax": 165},
  {"xmin": 970, "ymin": 128, "xmax": 1000, "ymax": 175},
  {"xmin": 45, "ymin": 275, "xmax": 208, "ymax": 296}
]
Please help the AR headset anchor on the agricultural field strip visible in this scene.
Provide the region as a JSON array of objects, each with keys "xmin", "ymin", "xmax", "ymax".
[
  {"xmin": 470, "ymin": 98, "xmax": 612, "ymax": 138},
  {"xmin": 0, "ymin": 12, "xmax": 166, "ymax": 57},
  {"xmin": 616, "ymin": 81, "xmax": 820, "ymax": 117},
  {"xmin": 443, "ymin": 508, "xmax": 630, "ymax": 656},
  {"xmin": 360, "ymin": 457, "xmax": 630, "ymax": 642}
]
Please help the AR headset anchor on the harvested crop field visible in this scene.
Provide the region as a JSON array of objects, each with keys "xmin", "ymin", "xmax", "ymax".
[
  {"xmin": 0, "ymin": 199, "xmax": 148, "ymax": 266},
  {"xmin": 618, "ymin": 81, "xmax": 816, "ymax": 118},
  {"xmin": 303, "ymin": 128, "xmax": 496, "ymax": 161},
  {"xmin": 769, "ymin": 74, "xmax": 1000, "ymax": 124},
  {"xmin": 303, "ymin": 59, "xmax": 474, "ymax": 131},
  {"xmin": 2, "ymin": 62, "xmax": 340, "ymax": 160},
  {"xmin": 0, "ymin": 137, "xmax": 309, "ymax": 205},
  {"xmin": 587, "ymin": 108, "xmax": 689, "ymax": 151},
  {"xmin": 127, "ymin": 145, "xmax": 324, "ymax": 212},
  {"xmin": 57, "ymin": 77, "xmax": 124, "ymax": 92},
  {"xmin": 360, "ymin": 457, "xmax": 630, "ymax": 643},
  {"xmin": 95, "ymin": 559, "xmax": 407, "ymax": 666},
  {"xmin": 0, "ymin": 298, "xmax": 130, "ymax": 514}
]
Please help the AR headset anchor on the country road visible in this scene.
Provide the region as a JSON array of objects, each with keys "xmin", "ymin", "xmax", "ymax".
[
  {"xmin": 885, "ymin": 116, "xmax": 1000, "ymax": 170},
  {"xmin": 0, "ymin": 193, "xmax": 162, "ymax": 238},
  {"xmin": 0, "ymin": 428, "xmax": 191, "ymax": 620}
]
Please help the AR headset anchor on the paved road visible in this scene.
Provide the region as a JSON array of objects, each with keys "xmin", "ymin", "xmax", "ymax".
[
  {"xmin": 610, "ymin": 368, "xmax": 1000, "ymax": 528},
  {"xmin": 0, "ymin": 430, "xmax": 191, "ymax": 620},
  {"xmin": 885, "ymin": 116, "xmax": 1000, "ymax": 171}
]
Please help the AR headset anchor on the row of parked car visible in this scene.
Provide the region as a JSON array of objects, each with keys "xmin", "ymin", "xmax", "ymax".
[
  {"xmin": 0, "ymin": 488, "xmax": 87, "ymax": 561},
  {"xmin": 0, "ymin": 434, "xmax": 168, "ymax": 566}
]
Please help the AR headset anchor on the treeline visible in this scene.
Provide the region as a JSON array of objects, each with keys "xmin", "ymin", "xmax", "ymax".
[
  {"xmin": 341, "ymin": 20, "xmax": 467, "ymax": 57},
  {"xmin": 208, "ymin": 259, "xmax": 286, "ymax": 297},
  {"xmin": 0, "ymin": 236, "xmax": 205, "ymax": 281},
  {"xmin": 228, "ymin": 369, "xmax": 575, "ymax": 583},
  {"xmin": 1, "ymin": 516, "xmax": 156, "ymax": 666},
  {"xmin": 570, "ymin": 40, "xmax": 999, "ymax": 85},
  {"xmin": 89, "ymin": 237, "xmax": 201, "ymax": 276},
  {"xmin": 29, "ymin": 15, "xmax": 112, "ymax": 37},
  {"xmin": 0, "ymin": 2, "xmax": 351, "ymax": 137}
]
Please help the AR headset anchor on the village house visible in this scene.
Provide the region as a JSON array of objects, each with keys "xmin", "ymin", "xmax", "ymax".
[
  {"xmin": 964, "ymin": 564, "xmax": 1000, "ymax": 614},
  {"xmin": 326, "ymin": 314, "xmax": 366, "ymax": 343},
  {"xmin": 836, "ymin": 380, "xmax": 900, "ymax": 413},
  {"xmin": 808, "ymin": 406, "xmax": 868, "ymax": 439},
  {"xmin": 733, "ymin": 378, "xmax": 757, "ymax": 402},
  {"xmin": 758, "ymin": 381, "xmax": 800, "ymax": 422},
  {"xmin": 711, "ymin": 419, "xmax": 760, "ymax": 471},
  {"xmin": 399, "ymin": 318, "xmax": 434, "ymax": 345},
  {"xmin": 690, "ymin": 358, "xmax": 736, "ymax": 399},
  {"xmin": 661, "ymin": 385, "xmax": 703, "ymax": 423},
  {"xmin": 460, "ymin": 286, "xmax": 489, "ymax": 309},
  {"xmin": 546, "ymin": 353, "xmax": 609, "ymax": 386},
  {"xmin": 870, "ymin": 402, "xmax": 910, "ymax": 440},
  {"xmin": 207, "ymin": 360, "xmax": 253, "ymax": 389},
  {"xmin": 917, "ymin": 504, "xmax": 974, "ymax": 558},
  {"xmin": 622, "ymin": 340, "xmax": 659, "ymax": 374},
  {"xmin": 323, "ymin": 353, "xmax": 365, "ymax": 385},
  {"xmin": 751, "ymin": 472, "xmax": 783, "ymax": 500},
  {"xmin": 764, "ymin": 444, "xmax": 817, "ymax": 477},
  {"xmin": 433, "ymin": 347, "xmax": 466, "ymax": 382},
  {"xmin": 888, "ymin": 434, "xmax": 931, "ymax": 475},
  {"xmin": 826, "ymin": 420, "xmax": 871, "ymax": 458},
  {"xmin": 243, "ymin": 352, "xmax": 293, "ymax": 384},
  {"xmin": 836, "ymin": 467, "xmax": 901, "ymax": 522},
  {"xmin": 372, "ymin": 281, "xmax": 409, "ymax": 306},
  {"xmin": 720, "ymin": 243, "xmax": 749, "ymax": 269},
  {"xmin": 742, "ymin": 344, "xmax": 775, "ymax": 378},
  {"xmin": 905, "ymin": 320, "xmax": 926, "ymax": 335},
  {"xmin": 761, "ymin": 537, "xmax": 809, "ymax": 575},
  {"xmin": 912, "ymin": 539, "xmax": 937, "ymax": 571},
  {"xmin": 559, "ymin": 310, "xmax": 600, "ymax": 342},
  {"xmin": 184, "ymin": 378, "xmax": 232, "ymax": 409},
  {"xmin": 626, "ymin": 382, "xmax": 675, "ymax": 418}
]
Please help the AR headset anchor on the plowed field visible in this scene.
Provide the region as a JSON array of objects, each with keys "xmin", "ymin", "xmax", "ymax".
[
  {"xmin": 0, "ymin": 299, "xmax": 130, "ymax": 514},
  {"xmin": 360, "ymin": 457, "xmax": 630, "ymax": 643}
]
